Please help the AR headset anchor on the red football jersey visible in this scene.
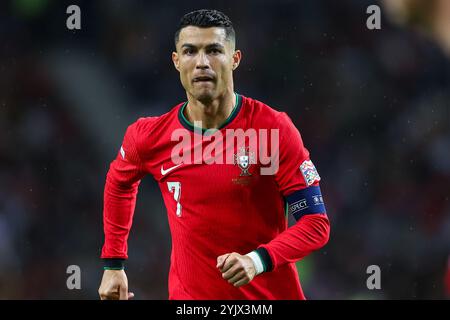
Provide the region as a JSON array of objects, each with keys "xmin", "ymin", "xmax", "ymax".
[{"xmin": 101, "ymin": 94, "xmax": 330, "ymax": 299}]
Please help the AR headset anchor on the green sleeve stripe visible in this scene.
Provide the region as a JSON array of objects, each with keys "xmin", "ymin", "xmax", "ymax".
[
  {"xmin": 103, "ymin": 267, "xmax": 124, "ymax": 270},
  {"xmin": 254, "ymin": 250, "xmax": 266, "ymax": 272}
]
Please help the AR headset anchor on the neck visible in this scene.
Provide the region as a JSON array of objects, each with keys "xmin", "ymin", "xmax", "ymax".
[{"xmin": 185, "ymin": 89, "xmax": 236, "ymax": 130}]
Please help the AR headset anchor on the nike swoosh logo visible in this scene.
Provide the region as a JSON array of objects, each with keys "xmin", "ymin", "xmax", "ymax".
[{"xmin": 161, "ymin": 163, "xmax": 183, "ymax": 176}]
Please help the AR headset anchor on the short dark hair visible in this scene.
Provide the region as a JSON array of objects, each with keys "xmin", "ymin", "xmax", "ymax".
[{"xmin": 174, "ymin": 9, "xmax": 235, "ymax": 47}]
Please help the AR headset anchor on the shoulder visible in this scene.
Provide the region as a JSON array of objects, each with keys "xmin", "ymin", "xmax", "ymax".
[
  {"xmin": 241, "ymin": 94, "xmax": 296, "ymax": 130},
  {"xmin": 242, "ymin": 95, "xmax": 282, "ymax": 119},
  {"xmin": 127, "ymin": 102, "xmax": 183, "ymax": 137},
  {"xmin": 123, "ymin": 103, "xmax": 183, "ymax": 160}
]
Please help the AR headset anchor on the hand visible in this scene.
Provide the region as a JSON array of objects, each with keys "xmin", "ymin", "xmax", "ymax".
[
  {"xmin": 98, "ymin": 269, "xmax": 135, "ymax": 300},
  {"xmin": 216, "ymin": 252, "xmax": 257, "ymax": 287}
]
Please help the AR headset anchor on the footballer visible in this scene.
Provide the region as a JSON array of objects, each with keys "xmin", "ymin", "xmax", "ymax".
[{"xmin": 98, "ymin": 9, "xmax": 330, "ymax": 300}]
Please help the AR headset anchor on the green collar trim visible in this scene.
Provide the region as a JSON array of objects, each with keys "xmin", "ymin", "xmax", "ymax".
[{"xmin": 178, "ymin": 93, "xmax": 242, "ymax": 134}]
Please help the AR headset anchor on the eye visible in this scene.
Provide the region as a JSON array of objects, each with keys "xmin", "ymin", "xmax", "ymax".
[
  {"xmin": 183, "ymin": 48, "xmax": 195, "ymax": 55},
  {"xmin": 209, "ymin": 48, "xmax": 221, "ymax": 54}
]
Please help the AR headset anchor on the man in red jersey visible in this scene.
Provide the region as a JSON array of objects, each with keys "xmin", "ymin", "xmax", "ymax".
[{"xmin": 98, "ymin": 9, "xmax": 330, "ymax": 300}]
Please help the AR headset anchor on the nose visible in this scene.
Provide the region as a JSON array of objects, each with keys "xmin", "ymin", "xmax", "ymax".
[{"xmin": 195, "ymin": 51, "xmax": 210, "ymax": 69}]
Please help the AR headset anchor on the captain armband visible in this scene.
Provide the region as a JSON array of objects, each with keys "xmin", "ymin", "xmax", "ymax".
[{"xmin": 285, "ymin": 185, "xmax": 327, "ymax": 221}]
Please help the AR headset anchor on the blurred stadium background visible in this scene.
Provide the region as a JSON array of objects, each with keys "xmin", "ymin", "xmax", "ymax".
[{"xmin": 0, "ymin": 0, "xmax": 449, "ymax": 299}]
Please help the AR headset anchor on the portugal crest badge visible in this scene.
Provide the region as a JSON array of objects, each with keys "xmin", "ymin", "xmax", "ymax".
[{"xmin": 234, "ymin": 147, "xmax": 256, "ymax": 176}]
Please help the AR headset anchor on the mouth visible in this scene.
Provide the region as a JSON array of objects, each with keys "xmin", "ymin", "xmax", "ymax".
[{"xmin": 193, "ymin": 75, "xmax": 215, "ymax": 83}]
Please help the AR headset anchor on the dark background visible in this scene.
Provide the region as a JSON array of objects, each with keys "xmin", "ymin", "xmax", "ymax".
[{"xmin": 0, "ymin": 0, "xmax": 449, "ymax": 299}]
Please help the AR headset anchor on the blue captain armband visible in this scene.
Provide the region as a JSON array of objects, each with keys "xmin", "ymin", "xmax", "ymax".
[{"xmin": 285, "ymin": 185, "xmax": 327, "ymax": 221}]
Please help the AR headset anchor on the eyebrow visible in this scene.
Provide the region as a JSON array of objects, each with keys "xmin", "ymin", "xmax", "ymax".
[{"xmin": 181, "ymin": 43, "xmax": 225, "ymax": 50}]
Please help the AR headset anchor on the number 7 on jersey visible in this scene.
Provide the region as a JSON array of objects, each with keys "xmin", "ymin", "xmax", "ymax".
[{"xmin": 167, "ymin": 182, "xmax": 182, "ymax": 217}]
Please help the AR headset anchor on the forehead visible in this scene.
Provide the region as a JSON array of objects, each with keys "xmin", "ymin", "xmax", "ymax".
[{"xmin": 178, "ymin": 26, "xmax": 228, "ymax": 47}]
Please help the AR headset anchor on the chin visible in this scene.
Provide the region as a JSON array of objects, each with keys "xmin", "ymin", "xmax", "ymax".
[{"xmin": 195, "ymin": 90, "xmax": 215, "ymax": 104}]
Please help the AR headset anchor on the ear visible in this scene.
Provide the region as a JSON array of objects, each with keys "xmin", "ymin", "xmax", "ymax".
[
  {"xmin": 172, "ymin": 51, "xmax": 180, "ymax": 71},
  {"xmin": 232, "ymin": 50, "xmax": 242, "ymax": 71}
]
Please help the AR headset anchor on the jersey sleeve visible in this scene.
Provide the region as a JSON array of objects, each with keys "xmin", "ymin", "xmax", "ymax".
[
  {"xmin": 255, "ymin": 112, "xmax": 330, "ymax": 271},
  {"xmin": 101, "ymin": 119, "xmax": 147, "ymax": 262},
  {"xmin": 274, "ymin": 112, "xmax": 316, "ymax": 195}
]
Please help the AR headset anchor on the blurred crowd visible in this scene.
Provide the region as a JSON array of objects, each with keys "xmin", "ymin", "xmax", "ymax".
[{"xmin": 0, "ymin": 0, "xmax": 449, "ymax": 299}]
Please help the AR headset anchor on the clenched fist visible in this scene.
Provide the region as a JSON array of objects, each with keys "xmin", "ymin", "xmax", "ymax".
[
  {"xmin": 98, "ymin": 269, "xmax": 135, "ymax": 300},
  {"xmin": 216, "ymin": 252, "xmax": 257, "ymax": 287}
]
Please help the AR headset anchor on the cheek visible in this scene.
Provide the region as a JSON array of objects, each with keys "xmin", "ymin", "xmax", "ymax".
[
  {"xmin": 218, "ymin": 64, "xmax": 232, "ymax": 82},
  {"xmin": 179, "ymin": 64, "xmax": 192, "ymax": 84}
]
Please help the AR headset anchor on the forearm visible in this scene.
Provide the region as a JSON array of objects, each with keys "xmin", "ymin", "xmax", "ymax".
[
  {"xmin": 101, "ymin": 171, "xmax": 141, "ymax": 261},
  {"xmin": 249, "ymin": 213, "xmax": 330, "ymax": 272}
]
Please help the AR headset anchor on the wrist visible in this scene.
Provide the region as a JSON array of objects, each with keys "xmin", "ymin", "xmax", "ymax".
[
  {"xmin": 103, "ymin": 258, "xmax": 125, "ymax": 270},
  {"xmin": 255, "ymin": 247, "xmax": 273, "ymax": 272},
  {"xmin": 245, "ymin": 251, "xmax": 264, "ymax": 275}
]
